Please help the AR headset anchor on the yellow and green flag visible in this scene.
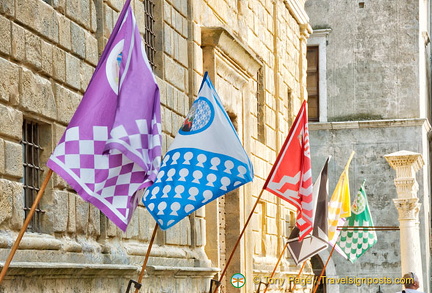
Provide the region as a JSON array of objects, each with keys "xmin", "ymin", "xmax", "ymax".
[{"xmin": 337, "ymin": 182, "xmax": 377, "ymax": 262}]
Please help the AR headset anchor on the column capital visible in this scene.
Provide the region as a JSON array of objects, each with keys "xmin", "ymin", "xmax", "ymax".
[{"xmin": 393, "ymin": 198, "xmax": 421, "ymax": 221}]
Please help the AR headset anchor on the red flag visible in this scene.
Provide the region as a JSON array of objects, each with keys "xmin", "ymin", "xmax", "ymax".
[{"xmin": 264, "ymin": 101, "xmax": 313, "ymax": 240}]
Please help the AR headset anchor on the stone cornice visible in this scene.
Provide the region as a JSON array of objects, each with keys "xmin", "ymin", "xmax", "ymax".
[
  {"xmin": 310, "ymin": 28, "xmax": 332, "ymax": 38},
  {"xmin": 283, "ymin": 0, "xmax": 311, "ymax": 29},
  {"xmin": 309, "ymin": 118, "xmax": 431, "ymax": 131}
]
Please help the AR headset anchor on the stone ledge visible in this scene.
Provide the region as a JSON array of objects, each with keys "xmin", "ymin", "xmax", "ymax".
[
  {"xmin": 0, "ymin": 262, "xmax": 219, "ymax": 279},
  {"xmin": 146, "ymin": 265, "xmax": 219, "ymax": 277},
  {"xmin": 310, "ymin": 118, "xmax": 431, "ymax": 131},
  {"xmin": 0, "ymin": 232, "xmax": 62, "ymax": 250},
  {"xmin": 0, "ymin": 262, "xmax": 138, "ymax": 277}
]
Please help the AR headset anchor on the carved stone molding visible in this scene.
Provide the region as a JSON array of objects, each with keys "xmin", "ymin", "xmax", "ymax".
[
  {"xmin": 201, "ymin": 27, "xmax": 262, "ymax": 80},
  {"xmin": 384, "ymin": 151, "xmax": 424, "ymax": 179},
  {"xmin": 393, "ymin": 198, "xmax": 421, "ymax": 221},
  {"xmin": 384, "ymin": 150, "xmax": 424, "ymax": 199},
  {"xmin": 393, "ymin": 178, "xmax": 419, "ymax": 199}
]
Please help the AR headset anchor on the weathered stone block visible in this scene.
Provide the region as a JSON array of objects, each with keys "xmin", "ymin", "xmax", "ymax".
[
  {"xmin": 25, "ymin": 31, "xmax": 42, "ymax": 70},
  {"xmin": 15, "ymin": 1, "xmax": 38, "ymax": 33},
  {"xmin": 0, "ymin": 179, "xmax": 13, "ymax": 227},
  {"xmin": 164, "ymin": 55, "xmax": 186, "ymax": 91},
  {"xmin": 0, "ymin": 0, "xmax": 14, "ymax": 16},
  {"xmin": 0, "ymin": 57, "xmax": 19, "ymax": 104},
  {"xmin": 58, "ymin": 15, "xmax": 72, "ymax": 50},
  {"xmin": 41, "ymin": 41, "xmax": 53, "ymax": 76},
  {"xmin": 85, "ymin": 32, "xmax": 98, "ymax": 66},
  {"xmin": 80, "ymin": 61, "xmax": 94, "ymax": 92},
  {"xmin": 16, "ymin": 1, "xmax": 58, "ymax": 44},
  {"xmin": 66, "ymin": 0, "xmax": 91, "ymax": 30},
  {"xmin": 137, "ymin": 207, "xmax": 155, "ymax": 241},
  {"xmin": 20, "ymin": 68, "xmax": 56, "ymax": 120},
  {"xmin": 10, "ymin": 180, "xmax": 24, "ymax": 231},
  {"xmin": 90, "ymin": 0, "xmax": 97, "ymax": 33},
  {"xmin": 67, "ymin": 193, "xmax": 76, "ymax": 233},
  {"xmin": 193, "ymin": 217, "xmax": 205, "ymax": 246},
  {"xmin": 5, "ymin": 141, "xmax": 22, "ymax": 179},
  {"xmin": 39, "ymin": 2, "xmax": 59, "ymax": 43},
  {"xmin": 51, "ymin": 0, "xmax": 66, "ymax": 14},
  {"xmin": 124, "ymin": 209, "xmax": 139, "ymax": 239},
  {"xmin": 54, "ymin": 84, "xmax": 81, "ymax": 124},
  {"xmin": 165, "ymin": 218, "xmax": 191, "ymax": 245},
  {"xmin": 0, "ymin": 15, "xmax": 11, "ymax": 56},
  {"xmin": 173, "ymin": 0, "xmax": 188, "ymax": 18},
  {"xmin": 0, "ymin": 139, "xmax": 4, "ymax": 175},
  {"xmin": 88, "ymin": 204, "xmax": 100, "ymax": 237},
  {"xmin": 75, "ymin": 196, "xmax": 89, "ymax": 233},
  {"xmin": 51, "ymin": 190, "xmax": 69, "ymax": 233},
  {"xmin": 53, "ymin": 47, "xmax": 66, "ymax": 82},
  {"xmin": 134, "ymin": 0, "xmax": 146, "ymax": 35},
  {"xmin": 71, "ymin": 22, "xmax": 86, "ymax": 59},
  {"xmin": 65, "ymin": 53, "xmax": 81, "ymax": 90},
  {"xmin": 11, "ymin": 23, "xmax": 26, "ymax": 62},
  {"xmin": 177, "ymin": 37, "xmax": 188, "ymax": 67},
  {"xmin": 107, "ymin": 216, "xmax": 120, "ymax": 237},
  {"xmin": 164, "ymin": 2, "xmax": 172, "ymax": 25},
  {"xmin": 0, "ymin": 104, "xmax": 22, "ymax": 140},
  {"xmin": 106, "ymin": 0, "xmax": 123, "ymax": 11},
  {"xmin": 164, "ymin": 24, "xmax": 174, "ymax": 56},
  {"xmin": 102, "ymin": 5, "xmax": 114, "ymax": 38},
  {"xmin": 161, "ymin": 108, "xmax": 169, "ymax": 134}
]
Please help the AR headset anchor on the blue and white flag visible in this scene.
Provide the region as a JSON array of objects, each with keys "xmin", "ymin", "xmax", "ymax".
[{"xmin": 143, "ymin": 72, "xmax": 254, "ymax": 230}]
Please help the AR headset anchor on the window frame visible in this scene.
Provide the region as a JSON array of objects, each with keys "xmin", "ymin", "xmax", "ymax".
[{"xmin": 307, "ymin": 28, "xmax": 331, "ymax": 122}]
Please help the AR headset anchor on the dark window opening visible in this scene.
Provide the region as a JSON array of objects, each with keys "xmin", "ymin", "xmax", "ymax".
[
  {"xmin": 22, "ymin": 120, "xmax": 44, "ymax": 231},
  {"xmin": 144, "ymin": 0, "xmax": 156, "ymax": 69}
]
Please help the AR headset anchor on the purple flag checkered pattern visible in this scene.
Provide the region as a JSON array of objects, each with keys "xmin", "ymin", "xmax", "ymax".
[{"xmin": 47, "ymin": 1, "xmax": 161, "ymax": 231}]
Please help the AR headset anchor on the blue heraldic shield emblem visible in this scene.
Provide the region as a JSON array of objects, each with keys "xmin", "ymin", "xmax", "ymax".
[{"xmin": 143, "ymin": 73, "xmax": 254, "ymax": 230}]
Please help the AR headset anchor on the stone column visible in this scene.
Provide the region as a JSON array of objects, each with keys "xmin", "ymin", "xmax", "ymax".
[{"xmin": 384, "ymin": 150, "xmax": 424, "ymax": 289}]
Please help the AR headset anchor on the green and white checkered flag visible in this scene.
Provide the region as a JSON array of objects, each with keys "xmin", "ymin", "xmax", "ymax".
[{"xmin": 336, "ymin": 182, "xmax": 377, "ymax": 262}]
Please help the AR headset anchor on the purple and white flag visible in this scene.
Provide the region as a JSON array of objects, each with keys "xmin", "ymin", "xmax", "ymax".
[{"xmin": 47, "ymin": 0, "xmax": 161, "ymax": 231}]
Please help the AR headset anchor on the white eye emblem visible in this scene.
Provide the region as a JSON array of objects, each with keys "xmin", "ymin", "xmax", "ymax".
[{"xmin": 106, "ymin": 40, "xmax": 124, "ymax": 95}]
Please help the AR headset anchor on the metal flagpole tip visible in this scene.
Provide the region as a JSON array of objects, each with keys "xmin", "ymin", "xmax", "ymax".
[
  {"xmin": 209, "ymin": 279, "xmax": 221, "ymax": 293},
  {"xmin": 125, "ymin": 280, "xmax": 142, "ymax": 293}
]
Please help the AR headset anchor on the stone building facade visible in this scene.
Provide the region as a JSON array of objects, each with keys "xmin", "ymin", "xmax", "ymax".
[
  {"xmin": 306, "ymin": 0, "xmax": 431, "ymax": 292},
  {"xmin": 0, "ymin": 0, "xmax": 312, "ymax": 292}
]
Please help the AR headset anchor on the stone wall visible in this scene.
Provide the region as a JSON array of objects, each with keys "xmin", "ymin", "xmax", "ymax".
[
  {"xmin": 305, "ymin": 0, "xmax": 426, "ymax": 121},
  {"xmin": 0, "ymin": 0, "xmax": 310, "ymax": 292}
]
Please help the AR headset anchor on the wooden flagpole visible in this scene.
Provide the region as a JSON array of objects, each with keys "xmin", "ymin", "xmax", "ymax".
[
  {"xmin": 132, "ymin": 222, "xmax": 159, "ymax": 293},
  {"xmin": 296, "ymin": 261, "xmax": 307, "ymax": 278},
  {"xmin": 0, "ymin": 169, "xmax": 53, "ymax": 284},
  {"xmin": 311, "ymin": 243, "xmax": 336, "ymax": 293},
  {"xmin": 262, "ymin": 242, "xmax": 289, "ymax": 293},
  {"xmin": 291, "ymin": 261, "xmax": 307, "ymax": 291},
  {"xmin": 212, "ymin": 189, "xmax": 265, "ymax": 293}
]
